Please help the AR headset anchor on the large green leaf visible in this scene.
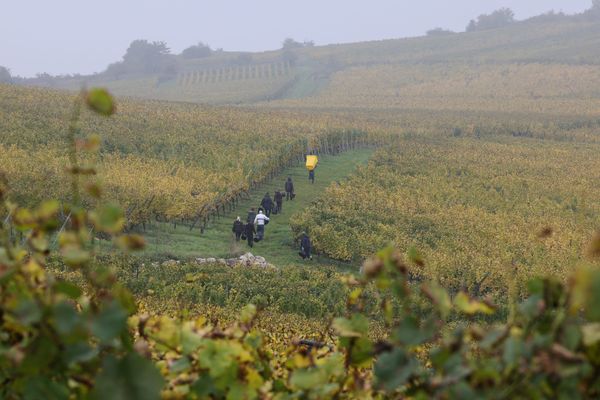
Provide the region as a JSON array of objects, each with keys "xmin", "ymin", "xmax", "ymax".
[
  {"xmin": 290, "ymin": 368, "xmax": 327, "ymax": 391},
  {"xmin": 90, "ymin": 204, "xmax": 125, "ymax": 234},
  {"xmin": 23, "ymin": 377, "xmax": 69, "ymax": 400},
  {"xmin": 86, "ymin": 88, "xmax": 115, "ymax": 116},
  {"xmin": 503, "ymin": 336, "xmax": 524, "ymax": 369},
  {"xmin": 14, "ymin": 298, "xmax": 41, "ymax": 326},
  {"xmin": 347, "ymin": 336, "xmax": 373, "ymax": 367},
  {"xmin": 54, "ymin": 281, "xmax": 82, "ymax": 299},
  {"xmin": 91, "ymin": 354, "xmax": 164, "ymax": 400},
  {"xmin": 375, "ymin": 348, "xmax": 418, "ymax": 392},
  {"xmin": 53, "ymin": 302, "xmax": 81, "ymax": 334},
  {"xmin": 191, "ymin": 374, "xmax": 220, "ymax": 398},
  {"xmin": 422, "ymin": 282, "xmax": 452, "ymax": 319},
  {"xmin": 63, "ymin": 342, "xmax": 98, "ymax": 365},
  {"xmin": 393, "ymin": 315, "xmax": 434, "ymax": 346},
  {"xmin": 333, "ymin": 314, "xmax": 369, "ymax": 338},
  {"xmin": 90, "ymin": 301, "xmax": 128, "ymax": 343}
]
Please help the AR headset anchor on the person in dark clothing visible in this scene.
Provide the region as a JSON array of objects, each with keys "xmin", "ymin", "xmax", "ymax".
[
  {"xmin": 261, "ymin": 193, "xmax": 274, "ymax": 217},
  {"xmin": 274, "ymin": 190, "xmax": 284, "ymax": 213},
  {"xmin": 245, "ymin": 222, "xmax": 256, "ymax": 248},
  {"xmin": 247, "ymin": 208, "xmax": 257, "ymax": 224},
  {"xmin": 299, "ymin": 232, "xmax": 312, "ymax": 260},
  {"xmin": 308, "ymin": 169, "xmax": 315, "ymax": 184},
  {"xmin": 285, "ymin": 177, "xmax": 295, "ymax": 200},
  {"xmin": 232, "ymin": 217, "xmax": 244, "ymax": 241}
]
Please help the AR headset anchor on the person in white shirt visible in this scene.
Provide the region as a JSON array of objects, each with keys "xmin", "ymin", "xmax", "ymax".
[{"xmin": 254, "ymin": 210, "xmax": 270, "ymax": 241}]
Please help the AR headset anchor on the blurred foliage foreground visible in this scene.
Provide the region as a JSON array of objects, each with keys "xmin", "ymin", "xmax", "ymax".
[{"xmin": 2, "ymin": 90, "xmax": 600, "ymax": 399}]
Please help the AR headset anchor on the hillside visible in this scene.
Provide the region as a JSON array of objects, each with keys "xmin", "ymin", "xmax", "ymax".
[
  {"xmin": 0, "ymin": 83, "xmax": 383, "ymax": 231},
  {"xmin": 7, "ymin": 6, "xmax": 600, "ymax": 397},
  {"xmin": 19, "ymin": 15, "xmax": 600, "ymax": 111}
]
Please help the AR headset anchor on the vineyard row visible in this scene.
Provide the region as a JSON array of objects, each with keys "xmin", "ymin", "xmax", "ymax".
[
  {"xmin": 127, "ymin": 129, "xmax": 385, "ymax": 235},
  {"xmin": 2, "ymin": 130, "xmax": 389, "ymax": 246},
  {"xmin": 177, "ymin": 61, "xmax": 293, "ymax": 86}
]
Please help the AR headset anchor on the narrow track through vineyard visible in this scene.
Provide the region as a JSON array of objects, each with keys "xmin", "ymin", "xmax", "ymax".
[{"xmin": 138, "ymin": 148, "xmax": 374, "ymax": 266}]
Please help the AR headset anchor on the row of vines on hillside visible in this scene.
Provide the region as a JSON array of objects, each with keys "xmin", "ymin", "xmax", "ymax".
[
  {"xmin": 0, "ymin": 84, "xmax": 390, "ymax": 236},
  {"xmin": 5, "ymin": 82, "xmax": 600, "ymax": 240},
  {"xmin": 274, "ymin": 62, "xmax": 600, "ymax": 116},
  {"xmin": 4, "ymin": 88, "xmax": 600, "ymax": 398},
  {"xmin": 291, "ymin": 137, "xmax": 600, "ymax": 303},
  {"xmin": 6, "ymin": 186, "xmax": 600, "ymax": 398},
  {"xmin": 177, "ymin": 61, "xmax": 293, "ymax": 85}
]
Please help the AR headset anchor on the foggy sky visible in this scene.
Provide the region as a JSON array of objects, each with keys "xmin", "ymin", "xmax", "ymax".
[{"xmin": 0, "ymin": 0, "xmax": 592, "ymax": 77}]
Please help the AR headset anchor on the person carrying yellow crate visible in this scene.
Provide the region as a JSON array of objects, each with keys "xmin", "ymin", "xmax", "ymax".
[{"xmin": 306, "ymin": 155, "xmax": 318, "ymax": 184}]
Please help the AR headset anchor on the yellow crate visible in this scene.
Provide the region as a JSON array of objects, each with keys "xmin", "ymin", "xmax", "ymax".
[{"xmin": 305, "ymin": 155, "xmax": 318, "ymax": 171}]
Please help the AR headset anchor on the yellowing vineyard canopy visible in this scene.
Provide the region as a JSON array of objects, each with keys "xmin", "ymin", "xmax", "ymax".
[{"xmin": 306, "ymin": 155, "xmax": 318, "ymax": 171}]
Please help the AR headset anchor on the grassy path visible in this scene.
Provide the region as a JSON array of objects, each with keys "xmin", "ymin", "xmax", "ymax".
[{"xmin": 138, "ymin": 148, "xmax": 373, "ymax": 267}]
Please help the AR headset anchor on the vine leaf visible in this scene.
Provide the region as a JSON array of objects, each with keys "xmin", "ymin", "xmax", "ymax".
[{"xmin": 86, "ymin": 88, "xmax": 115, "ymax": 116}]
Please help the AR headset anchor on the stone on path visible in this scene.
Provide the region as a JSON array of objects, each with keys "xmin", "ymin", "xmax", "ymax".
[{"xmin": 193, "ymin": 252, "xmax": 274, "ymax": 269}]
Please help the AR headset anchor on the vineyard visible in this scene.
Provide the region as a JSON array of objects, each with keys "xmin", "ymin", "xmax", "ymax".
[
  {"xmin": 0, "ymin": 84, "xmax": 384, "ymax": 238},
  {"xmin": 69, "ymin": 62, "xmax": 297, "ymax": 105},
  {"xmin": 134, "ymin": 148, "xmax": 374, "ymax": 263},
  {"xmin": 177, "ymin": 61, "xmax": 293, "ymax": 85},
  {"xmin": 4, "ymin": 176, "xmax": 600, "ymax": 398},
  {"xmin": 4, "ymin": 82, "xmax": 600, "ymax": 256},
  {"xmin": 4, "ymin": 6, "xmax": 600, "ymax": 396},
  {"xmin": 291, "ymin": 137, "xmax": 600, "ymax": 302},
  {"xmin": 3, "ymin": 66, "xmax": 600, "ymax": 398},
  {"xmin": 273, "ymin": 62, "xmax": 600, "ymax": 115}
]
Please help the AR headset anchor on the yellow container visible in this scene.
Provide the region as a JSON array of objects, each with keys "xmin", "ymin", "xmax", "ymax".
[{"xmin": 306, "ymin": 155, "xmax": 318, "ymax": 171}]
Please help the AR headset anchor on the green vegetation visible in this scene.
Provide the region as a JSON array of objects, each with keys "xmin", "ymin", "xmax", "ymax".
[
  {"xmin": 0, "ymin": 84, "xmax": 380, "ymax": 231},
  {"xmin": 5, "ymin": 3, "xmax": 600, "ymax": 397},
  {"xmin": 5, "ymin": 168, "xmax": 600, "ymax": 398},
  {"xmin": 136, "ymin": 148, "xmax": 373, "ymax": 266},
  {"xmin": 274, "ymin": 62, "xmax": 600, "ymax": 115},
  {"xmin": 466, "ymin": 8, "xmax": 515, "ymax": 32},
  {"xmin": 119, "ymin": 261, "xmax": 351, "ymax": 319},
  {"xmin": 292, "ymin": 137, "xmax": 600, "ymax": 303}
]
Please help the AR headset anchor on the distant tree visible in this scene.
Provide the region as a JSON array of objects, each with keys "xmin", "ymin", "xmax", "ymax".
[
  {"xmin": 466, "ymin": 8, "xmax": 515, "ymax": 32},
  {"xmin": 104, "ymin": 61, "xmax": 128, "ymax": 79},
  {"xmin": 426, "ymin": 27, "xmax": 454, "ymax": 36},
  {"xmin": 0, "ymin": 66, "xmax": 12, "ymax": 83},
  {"xmin": 32, "ymin": 72, "xmax": 56, "ymax": 87},
  {"xmin": 181, "ymin": 42, "xmax": 212, "ymax": 59},
  {"xmin": 525, "ymin": 10, "xmax": 567, "ymax": 23},
  {"xmin": 121, "ymin": 40, "xmax": 172, "ymax": 73},
  {"xmin": 35, "ymin": 72, "xmax": 52, "ymax": 78},
  {"xmin": 282, "ymin": 38, "xmax": 304, "ymax": 50}
]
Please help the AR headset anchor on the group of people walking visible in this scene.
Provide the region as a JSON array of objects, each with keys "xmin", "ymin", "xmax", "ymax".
[{"xmin": 231, "ymin": 176, "xmax": 312, "ymax": 259}]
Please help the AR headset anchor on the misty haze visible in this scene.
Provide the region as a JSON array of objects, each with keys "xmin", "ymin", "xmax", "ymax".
[{"xmin": 2, "ymin": 1, "xmax": 600, "ymax": 398}]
